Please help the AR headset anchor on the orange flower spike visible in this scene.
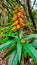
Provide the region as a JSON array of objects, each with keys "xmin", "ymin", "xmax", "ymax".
[
  {"xmin": 12, "ymin": 20, "xmax": 18, "ymax": 26},
  {"xmin": 12, "ymin": 6, "xmax": 24, "ymax": 31},
  {"xmin": 16, "ymin": 24, "xmax": 20, "ymax": 29}
]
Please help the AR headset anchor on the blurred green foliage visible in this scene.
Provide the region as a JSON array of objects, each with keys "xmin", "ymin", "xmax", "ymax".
[{"xmin": 33, "ymin": 10, "xmax": 37, "ymax": 22}]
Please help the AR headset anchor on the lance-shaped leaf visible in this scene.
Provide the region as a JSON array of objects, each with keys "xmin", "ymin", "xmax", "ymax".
[
  {"xmin": 19, "ymin": 30, "xmax": 23, "ymax": 39},
  {"xmin": 30, "ymin": 40, "xmax": 37, "ymax": 48},
  {"xmin": 23, "ymin": 43, "xmax": 37, "ymax": 63},
  {"xmin": 17, "ymin": 39, "xmax": 22, "ymax": 62},
  {"xmin": 0, "ymin": 40, "xmax": 16, "ymax": 51},
  {"xmin": 24, "ymin": 34, "xmax": 37, "ymax": 40},
  {"xmin": 8, "ymin": 51, "xmax": 18, "ymax": 65},
  {"xmin": 0, "ymin": 33, "xmax": 15, "ymax": 37},
  {"xmin": 0, "ymin": 38, "xmax": 9, "ymax": 44},
  {"xmin": 12, "ymin": 54, "xmax": 18, "ymax": 65},
  {"xmin": 8, "ymin": 51, "xmax": 16, "ymax": 65},
  {"xmin": 3, "ymin": 46, "xmax": 16, "ymax": 59}
]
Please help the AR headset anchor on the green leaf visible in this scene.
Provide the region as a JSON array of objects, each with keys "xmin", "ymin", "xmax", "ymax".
[
  {"xmin": 0, "ymin": 33, "xmax": 15, "ymax": 37},
  {"xmin": 8, "ymin": 51, "xmax": 16, "ymax": 65},
  {"xmin": 12, "ymin": 54, "xmax": 18, "ymax": 65},
  {"xmin": 17, "ymin": 39, "xmax": 22, "ymax": 62},
  {"xmin": 23, "ymin": 43, "xmax": 37, "ymax": 63},
  {"xmin": 17, "ymin": 62, "xmax": 20, "ymax": 65},
  {"xmin": 30, "ymin": 40, "xmax": 37, "ymax": 48},
  {"xmin": 24, "ymin": 34, "xmax": 37, "ymax": 40},
  {"xmin": 19, "ymin": 30, "xmax": 23, "ymax": 39},
  {"xmin": 3, "ymin": 46, "xmax": 16, "ymax": 59},
  {"xmin": 0, "ymin": 38, "xmax": 9, "ymax": 44},
  {"xmin": 0, "ymin": 40, "xmax": 16, "ymax": 51},
  {"xmin": 8, "ymin": 51, "xmax": 18, "ymax": 65}
]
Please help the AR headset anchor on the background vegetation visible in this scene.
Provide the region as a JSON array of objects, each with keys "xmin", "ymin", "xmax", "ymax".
[{"xmin": 0, "ymin": 0, "xmax": 37, "ymax": 65}]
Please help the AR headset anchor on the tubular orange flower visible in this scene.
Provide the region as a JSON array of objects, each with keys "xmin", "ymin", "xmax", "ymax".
[
  {"xmin": 17, "ymin": 12, "xmax": 21, "ymax": 16},
  {"xmin": 13, "ymin": 14, "xmax": 17, "ymax": 21},
  {"xmin": 19, "ymin": 10, "xmax": 24, "ymax": 13},
  {"xmin": 13, "ymin": 9, "xmax": 18, "ymax": 14},
  {"xmin": 20, "ymin": 15, "xmax": 24, "ymax": 18},
  {"xmin": 17, "ymin": 12, "xmax": 24, "ymax": 18},
  {"xmin": 20, "ymin": 22, "xmax": 24, "ymax": 26},
  {"xmin": 12, "ymin": 20, "xmax": 18, "ymax": 26},
  {"xmin": 12, "ymin": 26, "xmax": 17, "ymax": 31},
  {"xmin": 20, "ymin": 22, "xmax": 27, "ymax": 27},
  {"xmin": 16, "ymin": 24, "xmax": 20, "ymax": 29},
  {"xmin": 19, "ymin": 18, "xmax": 23, "ymax": 22}
]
